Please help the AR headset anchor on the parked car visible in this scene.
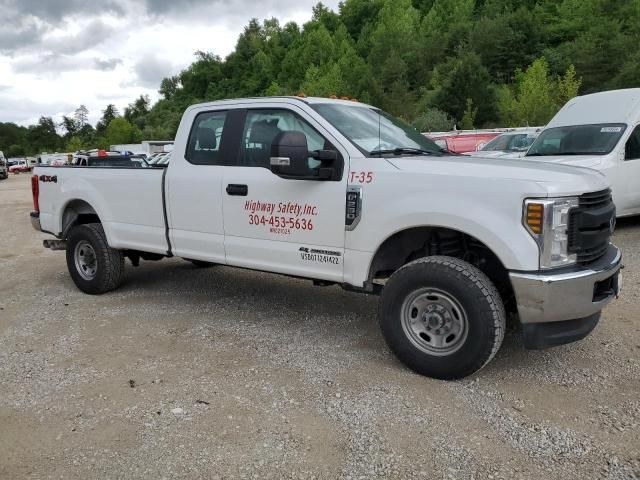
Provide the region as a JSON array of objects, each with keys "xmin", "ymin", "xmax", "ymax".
[
  {"xmin": 0, "ymin": 151, "xmax": 7, "ymax": 179},
  {"xmin": 9, "ymin": 159, "xmax": 32, "ymax": 174},
  {"xmin": 465, "ymin": 128, "xmax": 542, "ymax": 158},
  {"xmin": 525, "ymin": 88, "xmax": 640, "ymax": 217},
  {"xmin": 30, "ymin": 96, "xmax": 621, "ymax": 380},
  {"xmin": 427, "ymin": 130, "xmax": 502, "ymax": 154}
]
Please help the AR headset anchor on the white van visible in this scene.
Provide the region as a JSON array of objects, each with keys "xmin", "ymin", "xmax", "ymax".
[{"xmin": 524, "ymin": 88, "xmax": 640, "ymax": 217}]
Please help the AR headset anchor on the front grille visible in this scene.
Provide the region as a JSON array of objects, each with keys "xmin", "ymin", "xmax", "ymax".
[
  {"xmin": 578, "ymin": 188, "xmax": 612, "ymax": 209},
  {"xmin": 568, "ymin": 189, "xmax": 614, "ymax": 265}
]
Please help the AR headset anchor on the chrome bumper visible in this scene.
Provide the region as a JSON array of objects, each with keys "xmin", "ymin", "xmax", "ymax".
[
  {"xmin": 510, "ymin": 244, "xmax": 622, "ymax": 324},
  {"xmin": 30, "ymin": 211, "xmax": 41, "ymax": 231}
]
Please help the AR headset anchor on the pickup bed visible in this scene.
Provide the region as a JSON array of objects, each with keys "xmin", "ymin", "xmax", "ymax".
[{"xmin": 31, "ymin": 96, "xmax": 622, "ymax": 379}]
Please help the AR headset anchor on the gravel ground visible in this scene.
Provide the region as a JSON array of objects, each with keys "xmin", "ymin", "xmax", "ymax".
[{"xmin": 1, "ymin": 173, "xmax": 639, "ymax": 479}]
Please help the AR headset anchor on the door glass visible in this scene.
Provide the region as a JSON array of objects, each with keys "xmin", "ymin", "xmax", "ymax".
[
  {"xmin": 186, "ymin": 111, "xmax": 228, "ymax": 165},
  {"xmin": 625, "ymin": 125, "xmax": 640, "ymax": 160},
  {"xmin": 240, "ymin": 110, "xmax": 326, "ymax": 169}
]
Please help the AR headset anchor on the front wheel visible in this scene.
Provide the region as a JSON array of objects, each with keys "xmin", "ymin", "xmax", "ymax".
[
  {"xmin": 66, "ymin": 223, "xmax": 125, "ymax": 294},
  {"xmin": 379, "ymin": 256, "xmax": 505, "ymax": 380}
]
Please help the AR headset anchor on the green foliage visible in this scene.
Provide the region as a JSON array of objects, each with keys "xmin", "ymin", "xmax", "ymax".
[
  {"xmin": 459, "ymin": 98, "xmax": 477, "ymax": 130},
  {"xmin": 26, "ymin": 117, "xmax": 63, "ymax": 154},
  {"xmin": 426, "ymin": 50, "xmax": 497, "ymax": 126},
  {"xmin": 498, "ymin": 58, "xmax": 582, "ymax": 127},
  {"xmin": 412, "ymin": 108, "xmax": 455, "ymax": 132},
  {"xmin": 96, "ymin": 104, "xmax": 119, "ymax": 136},
  {"xmin": 6, "ymin": 144, "xmax": 26, "ymax": 157},
  {"xmin": 66, "ymin": 136, "xmax": 84, "ymax": 152},
  {"xmin": 101, "ymin": 118, "xmax": 142, "ymax": 149},
  {"xmin": 2, "ymin": 0, "xmax": 638, "ymax": 154}
]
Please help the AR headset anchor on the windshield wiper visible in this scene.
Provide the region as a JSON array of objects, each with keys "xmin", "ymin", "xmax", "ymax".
[
  {"xmin": 370, "ymin": 147, "xmax": 442, "ymax": 156},
  {"xmin": 527, "ymin": 151, "xmax": 601, "ymax": 157}
]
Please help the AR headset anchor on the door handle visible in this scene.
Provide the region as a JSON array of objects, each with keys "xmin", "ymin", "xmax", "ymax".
[{"xmin": 226, "ymin": 184, "xmax": 248, "ymax": 196}]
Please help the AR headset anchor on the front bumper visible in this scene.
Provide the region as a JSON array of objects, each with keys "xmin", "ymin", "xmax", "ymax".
[
  {"xmin": 509, "ymin": 244, "xmax": 621, "ymax": 324},
  {"xmin": 30, "ymin": 211, "xmax": 41, "ymax": 231}
]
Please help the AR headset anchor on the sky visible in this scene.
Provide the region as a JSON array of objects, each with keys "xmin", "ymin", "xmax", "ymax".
[{"xmin": 0, "ymin": 0, "xmax": 341, "ymax": 127}]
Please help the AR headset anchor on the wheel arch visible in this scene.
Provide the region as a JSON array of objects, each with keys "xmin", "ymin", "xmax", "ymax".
[
  {"xmin": 60, "ymin": 199, "xmax": 102, "ymax": 238},
  {"xmin": 367, "ymin": 225, "xmax": 515, "ymax": 312}
]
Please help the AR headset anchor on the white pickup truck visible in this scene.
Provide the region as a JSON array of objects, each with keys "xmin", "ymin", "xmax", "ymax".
[
  {"xmin": 525, "ymin": 88, "xmax": 640, "ymax": 217},
  {"xmin": 31, "ymin": 97, "xmax": 622, "ymax": 379}
]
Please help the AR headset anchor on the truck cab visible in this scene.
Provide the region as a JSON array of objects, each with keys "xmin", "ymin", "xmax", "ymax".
[
  {"xmin": 30, "ymin": 97, "xmax": 622, "ymax": 379},
  {"xmin": 525, "ymin": 88, "xmax": 640, "ymax": 217}
]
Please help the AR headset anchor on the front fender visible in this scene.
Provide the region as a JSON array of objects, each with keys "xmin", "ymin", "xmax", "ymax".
[{"xmin": 343, "ymin": 172, "xmax": 543, "ymax": 286}]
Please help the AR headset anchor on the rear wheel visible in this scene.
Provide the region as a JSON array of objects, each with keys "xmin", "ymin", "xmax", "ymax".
[
  {"xmin": 66, "ymin": 223, "xmax": 124, "ymax": 294},
  {"xmin": 379, "ymin": 256, "xmax": 505, "ymax": 380}
]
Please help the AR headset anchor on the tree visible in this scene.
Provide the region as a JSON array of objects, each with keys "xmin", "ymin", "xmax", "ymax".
[
  {"xmin": 60, "ymin": 116, "xmax": 79, "ymax": 139},
  {"xmin": 498, "ymin": 57, "xmax": 580, "ymax": 126},
  {"xmin": 426, "ymin": 50, "xmax": 497, "ymax": 125},
  {"xmin": 459, "ymin": 98, "xmax": 477, "ymax": 130},
  {"xmin": 96, "ymin": 104, "xmax": 120, "ymax": 136},
  {"xmin": 26, "ymin": 117, "xmax": 62, "ymax": 153},
  {"xmin": 124, "ymin": 95, "xmax": 151, "ymax": 130},
  {"xmin": 74, "ymin": 105, "xmax": 89, "ymax": 127},
  {"xmin": 102, "ymin": 118, "xmax": 142, "ymax": 148},
  {"xmin": 159, "ymin": 76, "xmax": 179, "ymax": 100},
  {"xmin": 412, "ymin": 108, "xmax": 455, "ymax": 132},
  {"xmin": 556, "ymin": 63, "xmax": 581, "ymax": 106},
  {"xmin": 6, "ymin": 144, "xmax": 26, "ymax": 157},
  {"xmin": 66, "ymin": 136, "xmax": 84, "ymax": 152}
]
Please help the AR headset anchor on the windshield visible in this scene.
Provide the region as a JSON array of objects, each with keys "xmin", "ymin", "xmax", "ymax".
[
  {"xmin": 312, "ymin": 103, "xmax": 444, "ymax": 156},
  {"xmin": 482, "ymin": 133, "xmax": 537, "ymax": 152},
  {"xmin": 526, "ymin": 123, "xmax": 626, "ymax": 156}
]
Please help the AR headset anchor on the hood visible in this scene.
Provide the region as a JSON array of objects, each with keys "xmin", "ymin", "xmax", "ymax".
[
  {"xmin": 522, "ymin": 154, "xmax": 604, "ymax": 168},
  {"xmin": 387, "ymin": 155, "xmax": 609, "ymax": 197}
]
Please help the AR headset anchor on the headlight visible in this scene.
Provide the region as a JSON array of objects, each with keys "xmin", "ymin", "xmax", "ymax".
[{"xmin": 523, "ymin": 197, "xmax": 579, "ymax": 269}]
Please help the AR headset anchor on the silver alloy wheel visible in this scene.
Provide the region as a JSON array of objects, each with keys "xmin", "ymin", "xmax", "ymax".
[
  {"xmin": 400, "ymin": 288, "xmax": 469, "ymax": 356},
  {"xmin": 74, "ymin": 240, "xmax": 97, "ymax": 281}
]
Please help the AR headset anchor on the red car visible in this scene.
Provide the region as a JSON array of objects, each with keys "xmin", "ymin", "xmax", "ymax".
[
  {"xmin": 427, "ymin": 131, "xmax": 502, "ymax": 154},
  {"xmin": 8, "ymin": 160, "xmax": 33, "ymax": 174}
]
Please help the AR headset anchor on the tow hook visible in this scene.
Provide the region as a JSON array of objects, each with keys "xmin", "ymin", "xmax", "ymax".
[{"xmin": 43, "ymin": 239, "xmax": 67, "ymax": 251}]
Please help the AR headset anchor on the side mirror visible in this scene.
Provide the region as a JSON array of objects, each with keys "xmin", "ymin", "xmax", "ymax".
[
  {"xmin": 270, "ymin": 131, "xmax": 311, "ymax": 177},
  {"xmin": 312, "ymin": 149, "xmax": 338, "ymax": 162}
]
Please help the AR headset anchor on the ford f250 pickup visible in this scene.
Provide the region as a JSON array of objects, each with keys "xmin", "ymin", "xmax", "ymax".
[{"xmin": 30, "ymin": 97, "xmax": 622, "ymax": 379}]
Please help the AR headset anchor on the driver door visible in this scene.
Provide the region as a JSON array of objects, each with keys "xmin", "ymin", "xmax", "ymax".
[
  {"xmin": 222, "ymin": 106, "xmax": 348, "ymax": 282},
  {"xmin": 621, "ymin": 124, "xmax": 640, "ymax": 213}
]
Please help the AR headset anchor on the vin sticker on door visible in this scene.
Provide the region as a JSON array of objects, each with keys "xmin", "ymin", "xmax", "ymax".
[{"xmin": 299, "ymin": 247, "xmax": 342, "ymax": 265}]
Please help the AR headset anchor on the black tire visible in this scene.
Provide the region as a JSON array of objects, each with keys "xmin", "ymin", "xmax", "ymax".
[
  {"xmin": 379, "ymin": 256, "xmax": 505, "ymax": 380},
  {"xmin": 185, "ymin": 259, "xmax": 216, "ymax": 268},
  {"xmin": 65, "ymin": 223, "xmax": 125, "ymax": 294}
]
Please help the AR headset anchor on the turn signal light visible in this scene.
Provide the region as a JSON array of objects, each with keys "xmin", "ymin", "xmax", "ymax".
[{"xmin": 526, "ymin": 203, "xmax": 544, "ymax": 234}]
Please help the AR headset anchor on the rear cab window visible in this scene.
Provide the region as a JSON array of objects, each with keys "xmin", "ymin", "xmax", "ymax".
[{"xmin": 186, "ymin": 111, "xmax": 228, "ymax": 165}]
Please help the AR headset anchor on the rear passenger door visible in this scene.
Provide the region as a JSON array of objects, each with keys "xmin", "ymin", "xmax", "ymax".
[
  {"xmin": 222, "ymin": 105, "xmax": 349, "ymax": 282},
  {"xmin": 167, "ymin": 109, "xmax": 230, "ymax": 263}
]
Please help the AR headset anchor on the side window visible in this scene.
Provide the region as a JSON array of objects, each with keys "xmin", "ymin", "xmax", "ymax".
[
  {"xmin": 186, "ymin": 110, "xmax": 228, "ymax": 165},
  {"xmin": 625, "ymin": 125, "xmax": 640, "ymax": 161},
  {"xmin": 240, "ymin": 109, "xmax": 329, "ymax": 169}
]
